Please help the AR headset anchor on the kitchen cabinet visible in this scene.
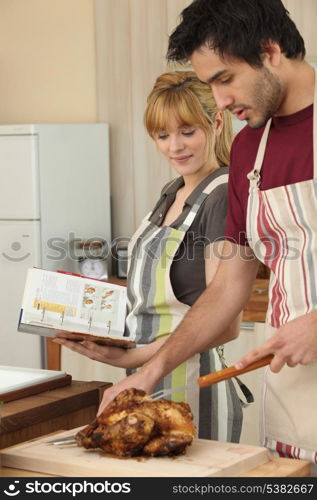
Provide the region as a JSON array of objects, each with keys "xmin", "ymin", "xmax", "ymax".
[
  {"xmin": 242, "ymin": 279, "xmax": 269, "ymax": 323},
  {"xmin": 0, "ymin": 381, "xmax": 111, "ymax": 450}
]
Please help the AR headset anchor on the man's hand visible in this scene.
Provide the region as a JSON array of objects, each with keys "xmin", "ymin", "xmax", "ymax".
[
  {"xmin": 97, "ymin": 366, "xmax": 156, "ymax": 416},
  {"xmin": 235, "ymin": 310, "xmax": 317, "ymax": 373}
]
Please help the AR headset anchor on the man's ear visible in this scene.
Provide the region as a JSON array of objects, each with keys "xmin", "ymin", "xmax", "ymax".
[
  {"xmin": 214, "ymin": 111, "xmax": 223, "ymax": 136},
  {"xmin": 261, "ymin": 39, "xmax": 282, "ymax": 67}
]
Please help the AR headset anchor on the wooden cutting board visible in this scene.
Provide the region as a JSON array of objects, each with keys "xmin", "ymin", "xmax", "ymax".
[
  {"xmin": 0, "ymin": 427, "xmax": 269, "ymax": 477},
  {"xmin": 0, "ymin": 366, "xmax": 71, "ymax": 402}
]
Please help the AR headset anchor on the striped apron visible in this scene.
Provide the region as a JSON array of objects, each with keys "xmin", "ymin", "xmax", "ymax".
[
  {"xmin": 246, "ymin": 68, "xmax": 317, "ymax": 466},
  {"xmin": 126, "ymin": 173, "xmax": 243, "ymax": 441}
]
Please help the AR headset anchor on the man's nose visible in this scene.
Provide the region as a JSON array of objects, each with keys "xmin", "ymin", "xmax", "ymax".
[{"xmin": 211, "ymin": 87, "xmax": 234, "ymax": 111}]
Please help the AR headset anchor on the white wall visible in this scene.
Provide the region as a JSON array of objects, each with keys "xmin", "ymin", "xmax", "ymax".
[
  {"xmin": 61, "ymin": 347, "xmax": 125, "ymax": 385},
  {"xmin": 0, "ymin": 0, "xmax": 97, "ymax": 124}
]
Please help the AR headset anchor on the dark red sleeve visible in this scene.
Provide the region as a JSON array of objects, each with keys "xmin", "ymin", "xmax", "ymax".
[{"xmin": 225, "ymin": 134, "xmax": 250, "ymax": 246}]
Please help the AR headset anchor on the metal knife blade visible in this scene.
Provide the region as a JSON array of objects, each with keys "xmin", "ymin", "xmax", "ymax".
[{"xmin": 47, "ymin": 436, "xmax": 77, "ymax": 446}]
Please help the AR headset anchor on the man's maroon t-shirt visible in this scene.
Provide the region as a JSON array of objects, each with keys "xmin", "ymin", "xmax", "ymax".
[{"xmin": 225, "ymin": 105, "xmax": 313, "ymax": 245}]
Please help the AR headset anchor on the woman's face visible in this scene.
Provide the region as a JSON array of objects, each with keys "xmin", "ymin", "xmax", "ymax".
[{"xmin": 154, "ymin": 117, "xmax": 212, "ymax": 178}]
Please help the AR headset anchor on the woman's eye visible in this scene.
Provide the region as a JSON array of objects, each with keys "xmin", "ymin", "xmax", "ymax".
[
  {"xmin": 182, "ymin": 130, "xmax": 195, "ymax": 136},
  {"xmin": 157, "ymin": 133, "xmax": 168, "ymax": 140}
]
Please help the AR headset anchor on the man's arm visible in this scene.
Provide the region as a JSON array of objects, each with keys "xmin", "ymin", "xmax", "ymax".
[
  {"xmin": 205, "ymin": 240, "xmax": 242, "ymax": 340},
  {"xmin": 97, "ymin": 242, "xmax": 259, "ymax": 413},
  {"xmin": 140, "ymin": 241, "xmax": 259, "ymax": 382}
]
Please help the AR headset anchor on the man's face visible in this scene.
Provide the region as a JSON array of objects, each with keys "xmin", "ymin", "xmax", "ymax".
[{"xmin": 190, "ymin": 45, "xmax": 283, "ymax": 129}]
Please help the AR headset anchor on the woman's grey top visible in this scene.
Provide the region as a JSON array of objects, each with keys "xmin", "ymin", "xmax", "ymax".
[{"xmin": 149, "ymin": 167, "xmax": 229, "ymax": 306}]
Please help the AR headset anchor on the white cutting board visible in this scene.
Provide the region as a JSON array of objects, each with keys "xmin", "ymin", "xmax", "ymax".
[
  {"xmin": 0, "ymin": 427, "xmax": 269, "ymax": 477},
  {"xmin": 0, "ymin": 365, "xmax": 68, "ymax": 394}
]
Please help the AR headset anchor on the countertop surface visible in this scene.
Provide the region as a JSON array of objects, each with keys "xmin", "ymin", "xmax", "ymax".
[
  {"xmin": 0, "ymin": 456, "xmax": 311, "ymax": 478},
  {"xmin": 0, "ymin": 379, "xmax": 311, "ymax": 478}
]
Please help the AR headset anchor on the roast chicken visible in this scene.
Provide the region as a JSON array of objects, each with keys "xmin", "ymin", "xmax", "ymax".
[{"xmin": 75, "ymin": 388, "xmax": 196, "ymax": 457}]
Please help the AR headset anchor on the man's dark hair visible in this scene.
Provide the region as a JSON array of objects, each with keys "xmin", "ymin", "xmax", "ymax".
[{"xmin": 167, "ymin": 0, "xmax": 305, "ymax": 67}]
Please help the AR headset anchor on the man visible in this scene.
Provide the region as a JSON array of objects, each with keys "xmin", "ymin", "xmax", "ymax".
[{"xmin": 100, "ymin": 0, "xmax": 317, "ymax": 469}]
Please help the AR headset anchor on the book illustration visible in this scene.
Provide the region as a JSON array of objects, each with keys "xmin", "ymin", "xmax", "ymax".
[
  {"xmin": 101, "ymin": 289, "xmax": 115, "ymax": 310},
  {"xmin": 18, "ymin": 268, "xmax": 132, "ymax": 346},
  {"xmin": 30, "ymin": 280, "xmax": 120, "ymax": 331},
  {"xmin": 80, "ymin": 285, "xmax": 120, "ymax": 331},
  {"xmin": 83, "ymin": 298, "xmax": 94, "ymax": 308}
]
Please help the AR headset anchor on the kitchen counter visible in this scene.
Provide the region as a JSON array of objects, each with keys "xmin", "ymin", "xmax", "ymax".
[
  {"xmin": 0, "ymin": 456, "xmax": 310, "ymax": 477},
  {"xmin": 0, "ymin": 384, "xmax": 311, "ymax": 478},
  {"xmin": 0, "ymin": 380, "xmax": 111, "ymax": 450}
]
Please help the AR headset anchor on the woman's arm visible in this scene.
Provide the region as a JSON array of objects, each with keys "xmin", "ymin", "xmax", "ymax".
[{"xmin": 52, "ymin": 335, "xmax": 168, "ymax": 370}]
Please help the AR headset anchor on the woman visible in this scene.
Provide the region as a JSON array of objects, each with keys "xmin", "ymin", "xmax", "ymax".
[{"xmin": 54, "ymin": 71, "xmax": 245, "ymax": 441}]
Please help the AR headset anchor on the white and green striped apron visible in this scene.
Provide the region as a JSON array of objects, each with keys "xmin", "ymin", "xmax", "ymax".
[
  {"xmin": 246, "ymin": 67, "xmax": 317, "ymax": 468},
  {"xmin": 126, "ymin": 173, "xmax": 243, "ymax": 441}
]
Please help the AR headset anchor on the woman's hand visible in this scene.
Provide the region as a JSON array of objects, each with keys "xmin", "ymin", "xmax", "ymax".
[
  {"xmin": 235, "ymin": 310, "xmax": 317, "ymax": 373},
  {"xmin": 52, "ymin": 335, "xmax": 168, "ymax": 370},
  {"xmin": 53, "ymin": 336, "xmax": 136, "ymax": 368}
]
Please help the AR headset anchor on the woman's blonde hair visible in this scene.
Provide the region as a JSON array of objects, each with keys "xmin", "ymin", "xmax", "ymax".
[{"xmin": 144, "ymin": 71, "xmax": 233, "ymax": 167}]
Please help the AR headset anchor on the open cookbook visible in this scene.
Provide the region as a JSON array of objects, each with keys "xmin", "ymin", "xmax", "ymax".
[{"xmin": 18, "ymin": 267, "xmax": 134, "ymax": 348}]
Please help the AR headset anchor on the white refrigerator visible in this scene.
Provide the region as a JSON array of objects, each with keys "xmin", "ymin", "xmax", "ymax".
[{"xmin": 0, "ymin": 124, "xmax": 111, "ymax": 368}]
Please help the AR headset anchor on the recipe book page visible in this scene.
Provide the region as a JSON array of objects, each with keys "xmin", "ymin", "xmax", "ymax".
[{"xmin": 19, "ymin": 268, "xmax": 130, "ymax": 343}]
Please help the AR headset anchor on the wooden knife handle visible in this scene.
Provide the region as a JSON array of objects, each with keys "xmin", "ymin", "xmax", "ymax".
[{"xmin": 198, "ymin": 354, "xmax": 274, "ymax": 388}]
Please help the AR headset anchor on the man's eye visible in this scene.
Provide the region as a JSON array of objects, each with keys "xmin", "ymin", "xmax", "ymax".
[{"xmin": 220, "ymin": 78, "xmax": 232, "ymax": 84}]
